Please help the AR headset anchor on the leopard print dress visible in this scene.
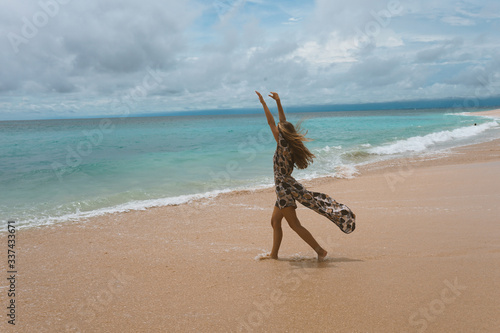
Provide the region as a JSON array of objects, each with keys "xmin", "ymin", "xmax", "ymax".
[{"xmin": 274, "ymin": 130, "xmax": 356, "ymax": 234}]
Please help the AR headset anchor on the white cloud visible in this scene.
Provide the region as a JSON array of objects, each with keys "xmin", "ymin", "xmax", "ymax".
[
  {"xmin": 0, "ymin": 0, "xmax": 499, "ymax": 119},
  {"xmin": 441, "ymin": 16, "xmax": 475, "ymax": 26},
  {"xmin": 284, "ymin": 17, "xmax": 301, "ymax": 25},
  {"xmin": 407, "ymin": 35, "xmax": 449, "ymax": 43},
  {"xmin": 293, "ymin": 32, "xmax": 356, "ymax": 65}
]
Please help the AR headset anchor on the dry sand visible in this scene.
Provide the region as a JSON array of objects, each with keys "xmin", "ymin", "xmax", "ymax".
[
  {"xmin": 1, "ymin": 109, "xmax": 500, "ymax": 332},
  {"xmin": 472, "ymin": 108, "xmax": 500, "ymax": 117}
]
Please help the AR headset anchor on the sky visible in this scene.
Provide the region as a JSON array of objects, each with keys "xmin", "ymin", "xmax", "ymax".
[{"xmin": 1, "ymin": 0, "xmax": 499, "ymax": 120}]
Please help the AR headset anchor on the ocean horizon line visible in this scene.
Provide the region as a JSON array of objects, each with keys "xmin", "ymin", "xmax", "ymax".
[{"xmin": 3, "ymin": 96, "xmax": 500, "ymax": 122}]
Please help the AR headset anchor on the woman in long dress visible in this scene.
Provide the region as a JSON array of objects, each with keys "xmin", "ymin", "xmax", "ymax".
[{"xmin": 255, "ymin": 91, "xmax": 356, "ymax": 260}]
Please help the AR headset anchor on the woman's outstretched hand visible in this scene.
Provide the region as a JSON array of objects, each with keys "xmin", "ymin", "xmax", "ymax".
[
  {"xmin": 256, "ymin": 91, "xmax": 281, "ymax": 103},
  {"xmin": 255, "ymin": 91, "xmax": 265, "ymax": 104},
  {"xmin": 268, "ymin": 92, "xmax": 280, "ymax": 101}
]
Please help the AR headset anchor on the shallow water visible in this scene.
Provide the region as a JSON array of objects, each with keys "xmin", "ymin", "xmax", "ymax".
[{"xmin": 1, "ymin": 108, "xmax": 498, "ymax": 229}]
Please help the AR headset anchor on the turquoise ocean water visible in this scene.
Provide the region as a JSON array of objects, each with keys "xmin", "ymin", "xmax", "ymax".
[{"xmin": 1, "ymin": 109, "xmax": 499, "ymax": 229}]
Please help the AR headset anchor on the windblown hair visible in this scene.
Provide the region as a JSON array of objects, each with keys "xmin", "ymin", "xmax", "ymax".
[{"xmin": 278, "ymin": 121, "xmax": 315, "ymax": 169}]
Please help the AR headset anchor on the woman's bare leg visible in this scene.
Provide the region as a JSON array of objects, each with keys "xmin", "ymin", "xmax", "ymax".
[
  {"xmin": 270, "ymin": 205, "xmax": 283, "ymax": 259},
  {"xmin": 281, "ymin": 206, "xmax": 327, "ymax": 260}
]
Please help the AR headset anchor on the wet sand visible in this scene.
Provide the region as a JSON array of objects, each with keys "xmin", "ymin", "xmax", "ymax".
[{"xmin": 1, "ymin": 109, "xmax": 500, "ymax": 332}]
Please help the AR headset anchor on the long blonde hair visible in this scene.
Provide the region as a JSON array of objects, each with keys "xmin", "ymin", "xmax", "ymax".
[{"xmin": 278, "ymin": 121, "xmax": 315, "ymax": 169}]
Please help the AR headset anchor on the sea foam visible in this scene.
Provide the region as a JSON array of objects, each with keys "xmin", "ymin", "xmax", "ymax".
[
  {"xmin": 14, "ymin": 189, "xmax": 236, "ymax": 229},
  {"xmin": 369, "ymin": 121, "xmax": 498, "ymax": 155}
]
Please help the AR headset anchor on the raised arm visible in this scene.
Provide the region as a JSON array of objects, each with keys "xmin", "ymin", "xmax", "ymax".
[
  {"xmin": 269, "ymin": 92, "xmax": 286, "ymax": 123},
  {"xmin": 255, "ymin": 91, "xmax": 279, "ymax": 143}
]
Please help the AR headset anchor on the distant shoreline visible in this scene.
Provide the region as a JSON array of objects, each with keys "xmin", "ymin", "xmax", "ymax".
[{"xmin": 2, "ymin": 99, "xmax": 500, "ymax": 121}]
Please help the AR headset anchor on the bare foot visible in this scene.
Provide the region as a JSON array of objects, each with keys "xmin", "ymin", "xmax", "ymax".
[
  {"xmin": 255, "ymin": 252, "xmax": 279, "ymax": 260},
  {"xmin": 317, "ymin": 249, "xmax": 328, "ymax": 261}
]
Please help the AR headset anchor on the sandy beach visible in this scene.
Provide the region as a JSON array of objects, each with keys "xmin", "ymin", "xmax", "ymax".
[
  {"xmin": 2, "ymin": 109, "xmax": 500, "ymax": 332},
  {"xmin": 472, "ymin": 108, "xmax": 500, "ymax": 117}
]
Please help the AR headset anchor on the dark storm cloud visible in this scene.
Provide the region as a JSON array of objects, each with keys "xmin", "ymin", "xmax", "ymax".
[{"xmin": 1, "ymin": 0, "xmax": 200, "ymax": 95}]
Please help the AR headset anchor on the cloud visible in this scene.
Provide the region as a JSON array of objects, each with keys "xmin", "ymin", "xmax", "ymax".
[
  {"xmin": 0, "ymin": 0, "xmax": 499, "ymax": 120},
  {"xmin": 415, "ymin": 38, "xmax": 465, "ymax": 63},
  {"xmin": 441, "ymin": 16, "xmax": 475, "ymax": 26},
  {"xmin": 345, "ymin": 56, "xmax": 403, "ymax": 87},
  {"xmin": 1, "ymin": 0, "xmax": 201, "ymax": 87}
]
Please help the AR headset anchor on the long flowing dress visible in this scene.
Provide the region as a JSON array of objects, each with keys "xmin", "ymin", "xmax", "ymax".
[{"xmin": 274, "ymin": 130, "xmax": 356, "ymax": 234}]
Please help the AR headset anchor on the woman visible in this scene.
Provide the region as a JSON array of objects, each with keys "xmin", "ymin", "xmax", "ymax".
[{"xmin": 255, "ymin": 91, "xmax": 356, "ymax": 261}]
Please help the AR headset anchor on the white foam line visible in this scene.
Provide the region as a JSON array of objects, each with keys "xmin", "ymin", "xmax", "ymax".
[
  {"xmin": 12, "ymin": 188, "xmax": 241, "ymax": 229},
  {"xmin": 369, "ymin": 121, "xmax": 499, "ymax": 155}
]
